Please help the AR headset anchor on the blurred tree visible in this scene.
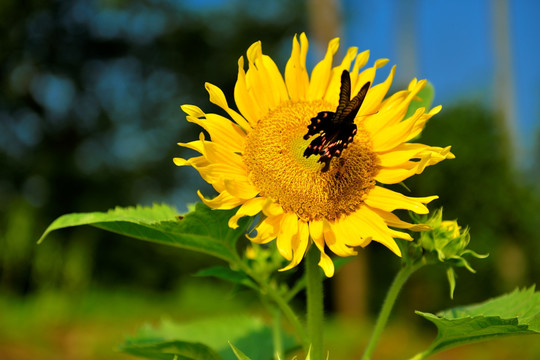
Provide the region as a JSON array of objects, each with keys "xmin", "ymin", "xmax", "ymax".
[
  {"xmin": 0, "ymin": 0, "xmax": 307, "ymax": 295},
  {"xmin": 401, "ymin": 102, "xmax": 540, "ymax": 311}
]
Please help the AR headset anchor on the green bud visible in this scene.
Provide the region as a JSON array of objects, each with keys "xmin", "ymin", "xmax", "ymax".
[{"xmin": 412, "ymin": 209, "xmax": 488, "ymax": 298}]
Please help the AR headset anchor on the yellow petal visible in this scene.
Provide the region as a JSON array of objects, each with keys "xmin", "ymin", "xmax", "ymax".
[
  {"xmin": 197, "ymin": 190, "xmax": 244, "ymax": 210},
  {"xmin": 318, "ymin": 250, "xmax": 335, "ymax": 277},
  {"xmin": 307, "ymin": 37, "xmax": 339, "ymax": 100},
  {"xmin": 234, "ymin": 56, "xmax": 261, "ymax": 124},
  {"xmin": 324, "ymin": 220, "xmax": 357, "ymax": 257},
  {"xmin": 204, "ymin": 83, "xmax": 252, "ymax": 131},
  {"xmin": 173, "ymin": 156, "xmax": 208, "ymax": 168},
  {"xmin": 198, "ymin": 163, "xmax": 248, "ymax": 184},
  {"xmin": 365, "ymin": 186, "xmax": 438, "ymax": 214},
  {"xmin": 349, "ymin": 50, "xmax": 370, "ymax": 87},
  {"xmin": 389, "ymin": 229, "xmax": 413, "ymax": 241},
  {"xmin": 352, "ymin": 207, "xmax": 401, "ymax": 256},
  {"xmin": 223, "ymin": 178, "xmax": 259, "ymax": 200},
  {"xmin": 248, "ymin": 214, "xmax": 282, "ymax": 244},
  {"xmin": 280, "ymin": 220, "xmax": 309, "ymax": 272},
  {"xmin": 262, "ymin": 199, "xmax": 284, "ymax": 217},
  {"xmin": 194, "ymin": 133, "xmax": 246, "ymax": 167},
  {"xmin": 369, "ymin": 206, "xmax": 431, "ymax": 231},
  {"xmin": 174, "ymin": 156, "xmax": 218, "ymax": 188},
  {"xmin": 173, "ymin": 157, "xmax": 190, "ymax": 166},
  {"xmin": 246, "ymin": 41, "xmax": 275, "ymax": 113},
  {"xmin": 181, "ymin": 104, "xmax": 205, "ymax": 118},
  {"xmin": 186, "ymin": 113, "xmax": 245, "ymax": 153},
  {"xmin": 329, "ymin": 216, "xmax": 363, "ymax": 252},
  {"xmin": 405, "ymin": 105, "xmax": 442, "ymax": 141},
  {"xmin": 228, "ymin": 197, "xmax": 265, "ymax": 229},
  {"xmin": 367, "ymin": 79, "xmax": 427, "ymax": 135},
  {"xmin": 375, "ymin": 155, "xmax": 432, "ymax": 184},
  {"xmin": 285, "ymin": 33, "xmax": 309, "ymax": 100},
  {"xmin": 177, "ymin": 138, "xmax": 205, "ymax": 154},
  {"xmin": 374, "ymin": 58, "xmax": 390, "ymax": 68},
  {"xmin": 378, "ymin": 144, "xmax": 454, "ymax": 175},
  {"xmin": 323, "ymin": 46, "xmax": 358, "ymax": 104},
  {"xmin": 261, "ymin": 54, "xmax": 289, "ymax": 105},
  {"xmin": 426, "ymin": 145, "xmax": 455, "ymax": 162},
  {"xmin": 199, "ymin": 138, "xmax": 245, "ymax": 169},
  {"xmin": 377, "ymin": 143, "xmax": 432, "ymax": 167},
  {"xmin": 353, "ymin": 58, "xmax": 388, "ymax": 97},
  {"xmin": 360, "ymin": 65, "xmax": 395, "ymax": 117},
  {"xmin": 371, "ymin": 107, "xmax": 425, "ymax": 152},
  {"xmin": 309, "ymin": 220, "xmax": 324, "ymax": 243},
  {"xmin": 276, "ymin": 212, "xmax": 299, "ymax": 261},
  {"xmin": 309, "ymin": 221, "xmax": 335, "ymax": 277}
]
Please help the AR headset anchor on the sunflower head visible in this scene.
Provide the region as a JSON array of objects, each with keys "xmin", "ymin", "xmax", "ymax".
[{"xmin": 175, "ymin": 33, "xmax": 454, "ymax": 277}]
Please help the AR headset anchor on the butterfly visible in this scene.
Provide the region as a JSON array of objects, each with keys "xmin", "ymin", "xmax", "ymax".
[{"xmin": 303, "ymin": 70, "xmax": 370, "ymax": 172}]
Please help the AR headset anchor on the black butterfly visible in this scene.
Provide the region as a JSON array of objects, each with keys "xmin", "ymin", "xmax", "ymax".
[{"xmin": 303, "ymin": 70, "xmax": 370, "ymax": 172}]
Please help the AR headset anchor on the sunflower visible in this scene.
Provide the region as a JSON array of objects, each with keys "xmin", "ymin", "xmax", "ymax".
[{"xmin": 175, "ymin": 33, "xmax": 454, "ymax": 277}]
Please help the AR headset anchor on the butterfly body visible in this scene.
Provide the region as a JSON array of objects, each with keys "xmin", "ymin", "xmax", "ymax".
[{"xmin": 303, "ymin": 70, "xmax": 370, "ymax": 172}]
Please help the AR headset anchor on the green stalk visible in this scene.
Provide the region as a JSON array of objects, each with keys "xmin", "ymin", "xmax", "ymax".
[
  {"xmin": 265, "ymin": 279, "xmax": 309, "ymax": 350},
  {"xmin": 361, "ymin": 262, "xmax": 423, "ymax": 360},
  {"xmin": 271, "ymin": 306, "xmax": 284, "ymax": 360},
  {"xmin": 238, "ymin": 261, "xmax": 309, "ymax": 350},
  {"xmin": 306, "ymin": 247, "xmax": 324, "ymax": 360},
  {"xmin": 260, "ymin": 297, "xmax": 284, "ymax": 360}
]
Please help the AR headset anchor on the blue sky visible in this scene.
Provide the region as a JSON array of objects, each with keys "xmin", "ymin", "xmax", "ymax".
[
  {"xmin": 344, "ymin": 0, "xmax": 540, "ymax": 163},
  {"xmin": 182, "ymin": 0, "xmax": 539, "ymax": 163}
]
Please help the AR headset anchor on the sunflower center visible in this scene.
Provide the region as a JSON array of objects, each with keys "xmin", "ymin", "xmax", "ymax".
[{"xmin": 243, "ymin": 100, "xmax": 379, "ymax": 222}]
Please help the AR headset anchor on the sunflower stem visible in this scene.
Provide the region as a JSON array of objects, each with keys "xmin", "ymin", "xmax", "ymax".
[
  {"xmin": 260, "ymin": 296, "xmax": 284, "ymax": 360},
  {"xmin": 306, "ymin": 246, "xmax": 324, "ymax": 360},
  {"xmin": 361, "ymin": 262, "xmax": 423, "ymax": 360},
  {"xmin": 270, "ymin": 305, "xmax": 284, "ymax": 360},
  {"xmin": 238, "ymin": 260, "xmax": 309, "ymax": 351},
  {"xmin": 264, "ymin": 278, "xmax": 309, "ymax": 351}
]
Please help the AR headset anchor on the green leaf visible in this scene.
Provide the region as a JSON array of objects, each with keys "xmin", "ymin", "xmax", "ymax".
[
  {"xmin": 228, "ymin": 343, "xmax": 252, "ymax": 360},
  {"xmin": 121, "ymin": 340, "xmax": 222, "ymax": 360},
  {"xmin": 121, "ymin": 315, "xmax": 294, "ymax": 360},
  {"xmin": 195, "ymin": 266, "xmax": 258, "ymax": 290},
  {"xmin": 38, "ymin": 203, "xmax": 250, "ymax": 263},
  {"xmin": 414, "ymin": 286, "xmax": 540, "ymax": 359},
  {"xmin": 405, "ymin": 81, "xmax": 435, "ymax": 120}
]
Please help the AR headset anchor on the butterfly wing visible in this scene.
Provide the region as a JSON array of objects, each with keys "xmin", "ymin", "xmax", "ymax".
[
  {"xmin": 302, "ymin": 70, "xmax": 371, "ymax": 172},
  {"xmin": 333, "ymin": 70, "xmax": 352, "ymax": 122},
  {"xmin": 303, "ymin": 110, "xmax": 358, "ymax": 172},
  {"xmin": 303, "ymin": 111, "xmax": 335, "ymax": 157},
  {"xmin": 341, "ymin": 81, "xmax": 370, "ymax": 123}
]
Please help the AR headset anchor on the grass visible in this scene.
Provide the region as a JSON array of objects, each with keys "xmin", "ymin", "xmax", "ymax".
[
  {"xmin": 325, "ymin": 316, "xmax": 540, "ymax": 360},
  {"xmin": 1, "ymin": 280, "xmax": 539, "ymax": 360},
  {"xmin": 0, "ymin": 279, "xmax": 256, "ymax": 360}
]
